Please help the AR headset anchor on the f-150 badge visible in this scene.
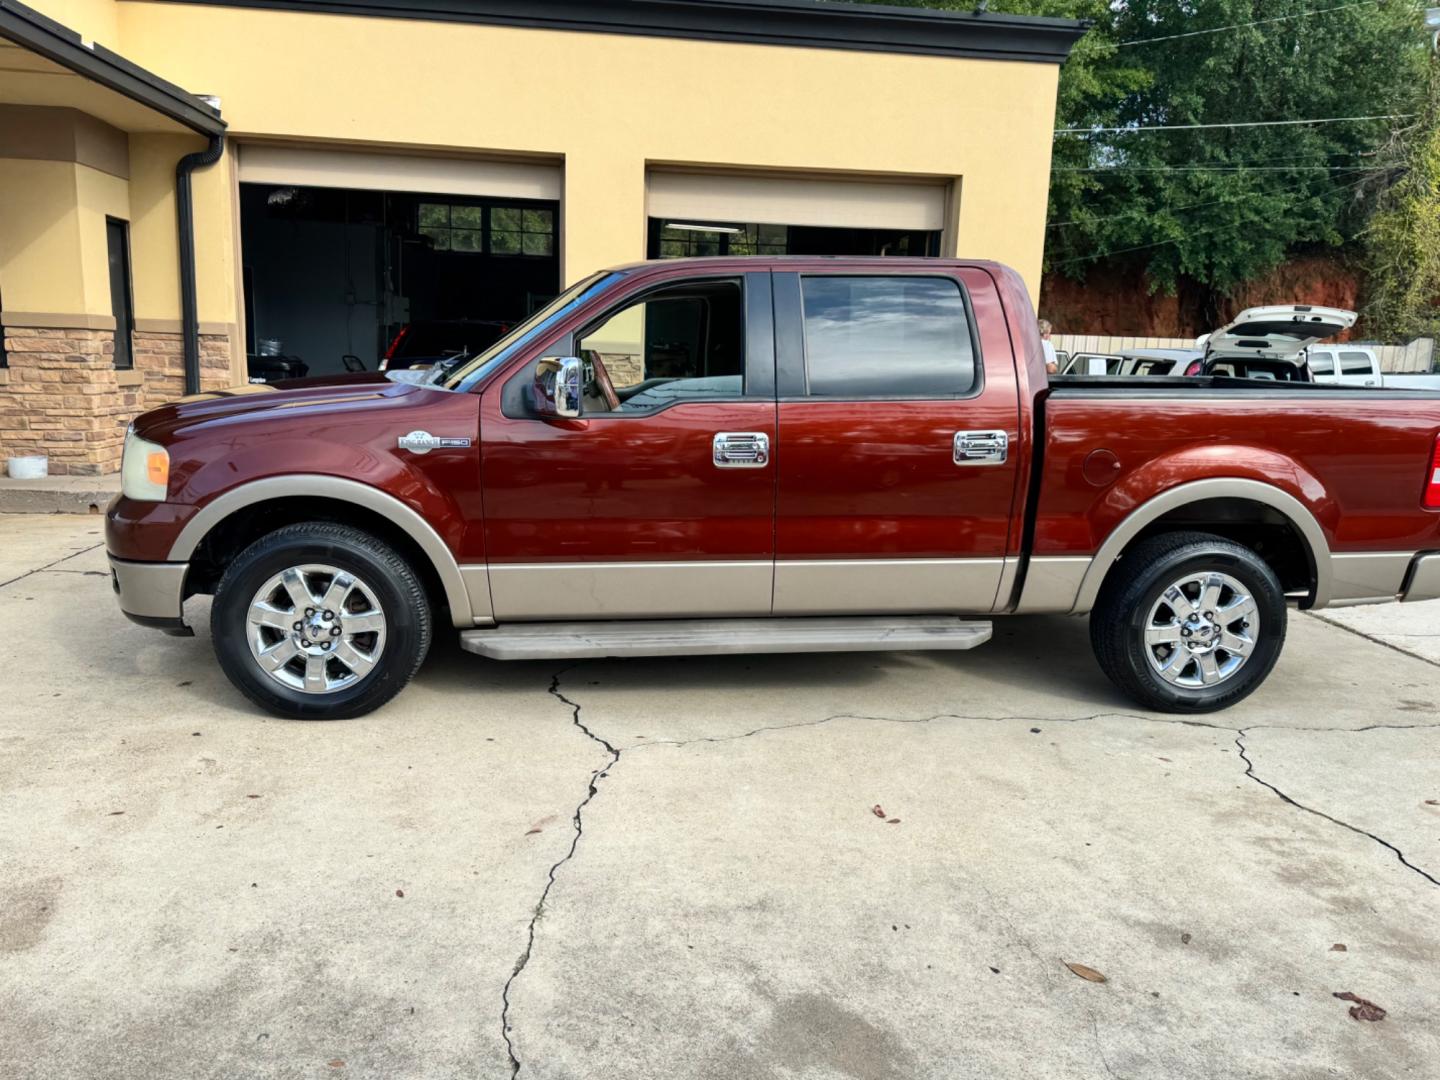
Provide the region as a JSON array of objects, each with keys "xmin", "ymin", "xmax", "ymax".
[{"xmin": 397, "ymin": 430, "xmax": 472, "ymax": 454}]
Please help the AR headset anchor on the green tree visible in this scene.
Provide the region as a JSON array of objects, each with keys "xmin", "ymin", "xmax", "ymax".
[
  {"xmin": 1363, "ymin": 57, "xmax": 1440, "ymax": 340},
  {"xmin": 847, "ymin": 1, "xmax": 1429, "ymax": 306}
]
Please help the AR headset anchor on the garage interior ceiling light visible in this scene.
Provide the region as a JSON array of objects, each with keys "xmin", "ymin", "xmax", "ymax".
[{"xmin": 664, "ymin": 222, "xmax": 743, "ymax": 234}]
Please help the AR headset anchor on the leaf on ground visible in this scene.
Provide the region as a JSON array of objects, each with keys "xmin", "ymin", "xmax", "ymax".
[
  {"xmin": 1330, "ymin": 943, "xmax": 1348, "ymax": 952},
  {"xmin": 395, "ymin": 889, "xmax": 404, "ymax": 898},
  {"xmin": 525, "ymin": 827, "xmax": 543, "ymax": 835},
  {"xmin": 327, "ymin": 1061, "xmax": 345, "ymax": 1069},
  {"xmin": 1158, "ymin": 757, "xmax": 1172, "ymax": 763},
  {"xmin": 1180, "ymin": 932, "xmax": 1191, "ymax": 945},
  {"xmin": 107, "ymin": 811, "xmax": 124, "ymax": 816},
  {"xmin": 871, "ymin": 805, "xmax": 887, "ymax": 819},
  {"xmin": 1333, "ymin": 991, "xmax": 1386, "ymax": 1021},
  {"xmin": 887, "ymin": 818, "xmax": 901, "ymax": 824},
  {"xmin": 1064, "ymin": 962, "xmax": 1107, "ymax": 983},
  {"xmin": 246, "ymin": 794, "xmax": 261, "ymax": 799},
  {"xmin": 1425, "ymin": 799, "xmax": 1438, "ymax": 806}
]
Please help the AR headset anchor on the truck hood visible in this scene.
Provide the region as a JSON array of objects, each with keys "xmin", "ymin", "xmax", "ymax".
[
  {"xmin": 134, "ymin": 378, "xmax": 436, "ymax": 442},
  {"xmin": 1201, "ymin": 304, "xmax": 1356, "ymax": 362}
]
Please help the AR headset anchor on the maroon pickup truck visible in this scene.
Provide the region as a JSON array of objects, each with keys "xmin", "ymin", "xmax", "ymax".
[{"xmin": 106, "ymin": 257, "xmax": 1440, "ymax": 720}]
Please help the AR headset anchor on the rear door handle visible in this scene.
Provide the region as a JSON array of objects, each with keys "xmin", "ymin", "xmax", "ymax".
[
  {"xmin": 953, "ymin": 430, "xmax": 1009, "ymax": 466},
  {"xmin": 713, "ymin": 431, "xmax": 770, "ymax": 468}
]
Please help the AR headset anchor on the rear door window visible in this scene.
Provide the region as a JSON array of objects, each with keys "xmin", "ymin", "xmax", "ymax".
[
  {"xmin": 1340, "ymin": 351, "xmax": 1375, "ymax": 375},
  {"xmin": 799, "ymin": 276, "xmax": 976, "ymax": 397}
]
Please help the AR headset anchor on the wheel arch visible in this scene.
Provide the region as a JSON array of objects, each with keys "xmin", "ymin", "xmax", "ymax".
[
  {"xmin": 1072, "ymin": 478, "xmax": 1332, "ymax": 615},
  {"xmin": 170, "ymin": 475, "xmax": 483, "ymax": 627}
]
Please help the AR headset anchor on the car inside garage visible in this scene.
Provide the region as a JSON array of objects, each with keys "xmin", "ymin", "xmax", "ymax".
[{"xmin": 238, "ymin": 147, "xmax": 561, "ymax": 379}]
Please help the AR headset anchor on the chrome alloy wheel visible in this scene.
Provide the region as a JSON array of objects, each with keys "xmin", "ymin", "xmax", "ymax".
[
  {"xmin": 1143, "ymin": 571, "xmax": 1258, "ymax": 689},
  {"xmin": 245, "ymin": 564, "xmax": 387, "ymax": 694}
]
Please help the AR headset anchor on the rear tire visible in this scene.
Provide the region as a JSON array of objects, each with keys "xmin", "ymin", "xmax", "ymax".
[
  {"xmin": 1090, "ymin": 531, "xmax": 1287, "ymax": 713},
  {"xmin": 211, "ymin": 522, "xmax": 432, "ymax": 719}
]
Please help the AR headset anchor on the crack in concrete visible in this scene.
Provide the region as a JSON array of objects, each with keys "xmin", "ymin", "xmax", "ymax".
[
  {"xmin": 491, "ymin": 695, "xmax": 1439, "ymax": 1074},
  {"xmin": 0, "ymin": 542, "xmax": 105, "ymax": 590},
  {"xmin": 500, "ymin": 665, "xmax": 618, "ymax": 1079},
  {"xmin": 1235, "ymin": 729, "xmax": 1439, "ymax": 888},
  {"xmin": 632, "ymin": 709, "xmax": 1440, "ymax": 750}
]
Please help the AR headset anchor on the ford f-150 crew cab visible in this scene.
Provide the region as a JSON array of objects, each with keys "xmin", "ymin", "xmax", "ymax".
[{"xmin": 105, "ymin": 257, "xmax": 1440, "ymax": 720}]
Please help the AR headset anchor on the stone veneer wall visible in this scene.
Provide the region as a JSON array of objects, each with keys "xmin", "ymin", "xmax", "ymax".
[{"xmin": 0, "ymin": 326, "xmax": 231, "ymax": 475}]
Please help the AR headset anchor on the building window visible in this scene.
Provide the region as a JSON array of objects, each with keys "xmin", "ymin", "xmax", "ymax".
[
  {"xmin": 416, "ymin": 201, "xmax": 554, "ymax": 256},
  {"xmin": 655, "ymin": 222, "xmax": 788, "ymax": 259},
  {"xmin": 490, "ymin": 206, "xmax": 554, "ymax": 256},
  {"xmin": 417, "ymin": 202, "xmax": 484, "ymax": 252},
  {"xmin": 106, "ymin": 217, "xmax": 135, "ymax": 370}
]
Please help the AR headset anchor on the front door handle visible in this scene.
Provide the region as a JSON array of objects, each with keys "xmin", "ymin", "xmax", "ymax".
[
  {"xmin": 953, "ymin": 430, "xmax": 1009, "ymax": 466},
  {"xmin": 713, "ymin": 432, "xmax": 770, "ymax": 468}
]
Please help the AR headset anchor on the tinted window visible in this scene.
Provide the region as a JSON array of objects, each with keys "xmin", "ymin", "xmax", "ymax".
[
  {"xmin": 576, "ymin": 279, "xmax": 744, "ymax": 413},
  {"xmin": 1340, "ymin": 351, "xmax": 1375, "ymax": 374},
  {"xmin": 800, "ymin": 276, "xmax": 975, "ymax": 397},
  {"xmin": 1309, "ymin": 351, "xmax": 1334, "ymax": 374}
]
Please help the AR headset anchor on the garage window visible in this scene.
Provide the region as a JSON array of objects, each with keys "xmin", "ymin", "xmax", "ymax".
[
  {"xmin": 491, "ymin": 207, "xmax": 554, "ymax": 256},
  {"xmin": 800, "ymin": 276, "xmax": 976, "ymax": 398},
  {"xmin": 416, "ymin": 202, "xmax": 554, "ymax": 257}
]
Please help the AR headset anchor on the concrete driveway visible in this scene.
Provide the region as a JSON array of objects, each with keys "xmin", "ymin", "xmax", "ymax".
[{"xmin": 2, "ymin": 514, "xmax": 1437, "ymax": 1080}]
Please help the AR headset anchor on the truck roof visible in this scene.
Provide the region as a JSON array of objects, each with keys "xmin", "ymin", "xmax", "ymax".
[{"xmin": 608, "ymin": 255, "xmax": 1014, "ymax": 275}]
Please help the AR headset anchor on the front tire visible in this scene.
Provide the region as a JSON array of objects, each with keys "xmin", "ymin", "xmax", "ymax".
[
  {"xmin": 1090, "ymin": 531, "xmax": 1287, "ymax": 713},
  {"xmin": 211, "ymin": 522, "xmax": 432, "ymax": 719}
]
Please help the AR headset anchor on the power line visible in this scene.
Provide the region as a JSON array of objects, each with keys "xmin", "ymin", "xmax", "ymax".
[
  {"xmin": 1113, "ymin": 0, "xmax": 1383, "ymax": 48},
  {"xmin": 1056, "ymin": 114, "xmax": 1411, "ymax": 135},
  {"xmin": 1054, "ymin": 163, "xmax": 1401, "ymax": 172}
]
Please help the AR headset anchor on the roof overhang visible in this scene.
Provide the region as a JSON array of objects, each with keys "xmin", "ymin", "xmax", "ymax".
[
  {"xmin": 143, "ymin": 0, "xmax": 1089, "ymax": 64},
  {"xmin": 0, "ymin": 0, "xmax": 225, "ymax": 135}
]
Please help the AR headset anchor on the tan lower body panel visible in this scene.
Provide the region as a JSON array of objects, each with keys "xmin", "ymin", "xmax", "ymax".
[
  {"xmin": 1327, "ymin": 552, "xmax": 1416, "ymax": 607},
  {"xmin": 772, "ymin": 558, "xmax": 1005, "ymax": 616},
  {"xmin": 487, "ymin": 560, "xmax": 773, "ymax": 621}
]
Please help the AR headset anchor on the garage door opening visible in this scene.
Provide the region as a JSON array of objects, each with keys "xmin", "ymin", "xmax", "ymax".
[
  {"xmin": 647, "ymin": 219, "xmax": 940, "ymax": 259},
  {"xmin": 240, "ymin": 183, "xmax": 560, "ymax": 379}
]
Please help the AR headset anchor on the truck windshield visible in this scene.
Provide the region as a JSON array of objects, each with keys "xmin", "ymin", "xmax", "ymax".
[{"xmin": 438, "ymin": 271, "xmax": 625, "ymax": 393}]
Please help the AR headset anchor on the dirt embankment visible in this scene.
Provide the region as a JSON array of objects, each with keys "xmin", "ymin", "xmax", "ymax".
[{"xmin": 1039, "ymin": 254, "xmax": 1363, "ymax": 339}]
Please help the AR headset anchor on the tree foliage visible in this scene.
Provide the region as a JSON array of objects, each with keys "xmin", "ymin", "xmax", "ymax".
[
  {"xmin": 1363, "ymin": 58, "xmax": 1440, "ymax": 340},
  {"xmin": 845, "ymin": 1, "xmax": 1430, "ymax": 303}
]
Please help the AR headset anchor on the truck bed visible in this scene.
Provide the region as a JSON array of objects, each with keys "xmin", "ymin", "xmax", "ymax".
[{"xmin": 1030, "ymin": 376, "xmax": 1440, "ymax": 611}]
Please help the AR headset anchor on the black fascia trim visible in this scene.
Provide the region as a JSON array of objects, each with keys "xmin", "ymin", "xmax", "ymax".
[
  {"xmin": 139, "ymin": 0, "xmax": 1089, "ymax": 63},
  {"xmin": 0, "ymin": 0, "xmax": 226, "ymax": 135}
]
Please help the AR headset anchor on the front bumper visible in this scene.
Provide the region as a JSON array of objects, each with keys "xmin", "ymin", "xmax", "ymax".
[
  {"xmin": 1401, "ymin": 553, "xmax": 1440, "ymax": 603},
  {"xmin": 109, "ymin": 555, "xmax": 193, "ymax": 636}
]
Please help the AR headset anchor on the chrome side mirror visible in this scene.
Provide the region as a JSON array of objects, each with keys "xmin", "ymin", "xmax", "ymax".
[{"xmin": 531, "ymin": 356, "xmax": 582, "ymax": 418}]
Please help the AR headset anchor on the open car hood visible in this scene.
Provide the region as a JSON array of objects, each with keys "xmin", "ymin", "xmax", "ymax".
[{"xmin": 1202, "ymin": 304, "xmax": 1356, "ymax": 362}]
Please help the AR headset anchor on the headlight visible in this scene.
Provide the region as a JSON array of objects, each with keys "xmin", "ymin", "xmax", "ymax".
[{"xmin": 121, "ymin": 425, "xmax": 170, "ymax": 502}]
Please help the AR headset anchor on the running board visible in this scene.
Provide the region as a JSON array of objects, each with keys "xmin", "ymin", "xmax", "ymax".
[{"xmin": 459, "ymin": 616, "xmax": 992, "ymax": 661}]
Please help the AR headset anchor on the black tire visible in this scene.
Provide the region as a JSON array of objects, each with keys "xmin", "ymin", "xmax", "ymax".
[
  {"xmin": 211, "ymin": 522, "xmax": 432, "ymax": 719},
  {"xmin": 1090, "ymin": 531, "xmax": 1287, "ymax": 714}
]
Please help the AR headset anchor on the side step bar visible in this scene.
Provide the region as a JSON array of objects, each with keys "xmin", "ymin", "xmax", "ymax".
[{"xmin": 460, "ymin": 616, "xmax": 992, "ymax": 661}]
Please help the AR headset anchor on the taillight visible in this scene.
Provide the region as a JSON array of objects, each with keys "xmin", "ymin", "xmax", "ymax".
[
  {"xmin": 1184, "ymin": 361, "xmax": 1202, "ymax": 376},
  {"xmin": 1426, "ymin": 435, "xmax": 1440, "ymax": 509}
]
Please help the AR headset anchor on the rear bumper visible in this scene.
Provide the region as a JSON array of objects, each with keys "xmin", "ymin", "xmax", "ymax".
[
  {"xmin": 1401, "ymin": 553, "xmax": 1440, "ymax": 603},
  {"xmin": 109, "ymin": 555, "xmax": 193, "ymax": 636}
]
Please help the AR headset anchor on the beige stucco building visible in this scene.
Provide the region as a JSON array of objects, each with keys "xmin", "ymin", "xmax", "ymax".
[{"xmin": 0, "ymin": 0, "xmax": 1082, "ymax": 473}]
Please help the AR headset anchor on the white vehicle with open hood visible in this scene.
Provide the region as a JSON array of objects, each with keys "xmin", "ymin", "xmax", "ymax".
[{"xmin": 1195, "ymin": 304, "xmax": 1357, "ymax": 381}]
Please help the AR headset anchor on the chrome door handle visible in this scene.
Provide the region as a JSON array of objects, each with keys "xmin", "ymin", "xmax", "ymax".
[
  {"xmin": 713, "ymin": 431, "xmax": 770, "ymax": 468},
  {"xmin": 953, "ymin": 430, "xmax": 1009, "ymax": 466}
]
